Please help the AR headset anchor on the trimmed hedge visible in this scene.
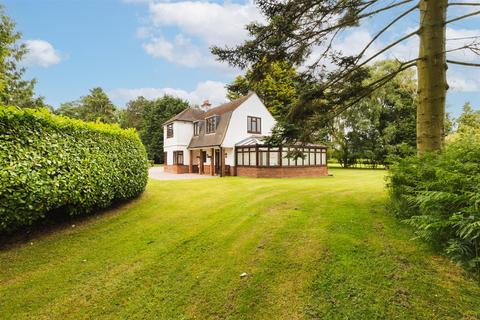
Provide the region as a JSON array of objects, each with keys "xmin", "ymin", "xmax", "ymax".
[{"xmin": 0, "ymin": 107, "xmax": 148, "ymax": 232}]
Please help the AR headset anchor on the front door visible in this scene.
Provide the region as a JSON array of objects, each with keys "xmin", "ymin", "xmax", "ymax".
[
  {"xmin": 200, "ymin": 151, "xmax": 207, "ymax": 174},
  {"xmin": 214, "ymin": 149, "xmax": 220, "ymax": 175}
]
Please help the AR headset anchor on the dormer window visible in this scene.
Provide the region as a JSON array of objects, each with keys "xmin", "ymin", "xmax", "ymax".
[
  {"xmin": 193, "ymin": 121, "xmax": 200, "ymax": 136},
  {"xmin": 166, "ymin": 123, "xmax": 173, "ymax": 138},
  {"xmin": 206, "ymin": 116, "xmax": 218, "ymax": 134},
  {"xmin": 247, "ymin": 116, "xmax": 261, "ymax": 134}
]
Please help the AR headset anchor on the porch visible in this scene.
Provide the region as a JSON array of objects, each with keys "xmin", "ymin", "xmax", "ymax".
[
  {"xmin": 188, "ymin": 147, "xmax": 234, "ymax": 177},
  {"xmin": 164, "ymin": 147, "xmax": 234, "ymax": 177}
]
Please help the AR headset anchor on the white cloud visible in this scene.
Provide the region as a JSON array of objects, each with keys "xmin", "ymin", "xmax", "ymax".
[
  {"xmin": 130, "ymin": 0, "xmax": 263, "ymax": 68},
  {"xmin": 23, "ymin": 40, "xmax": 62, "ymax": 67},
  {"xmin": 109, "ymin": 80, "xmax": 228, "ymax": 106},
  {"xmin": 142, "ymin": 35, "xmax": 217, "ymax": 67},
  {"xmin": 449, "ymin": 74, "xmax": 480, "ymax": 92},
  {"xmin": 147, "ymin": 1, "xmax": 263, "ymax": 46}
]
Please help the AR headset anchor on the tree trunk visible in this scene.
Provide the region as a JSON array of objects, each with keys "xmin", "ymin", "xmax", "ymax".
[{"xmin": 416, "ymin": 0, "xmax": 448, "ymax": 153}]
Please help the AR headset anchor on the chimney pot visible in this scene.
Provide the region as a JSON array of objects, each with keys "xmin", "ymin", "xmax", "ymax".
[{"xmin": 201, "ymin": 100, "xmax": 212, "ymax": 110}]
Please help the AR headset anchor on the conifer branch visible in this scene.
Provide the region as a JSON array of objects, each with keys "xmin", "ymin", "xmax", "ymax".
[
  {"xmin": 445, "ymin": 10, "xmax": 480, "ymax": 25},
  {"xmin": 447, "ymin": 59, "xmax": 480, "ymax": 67}
]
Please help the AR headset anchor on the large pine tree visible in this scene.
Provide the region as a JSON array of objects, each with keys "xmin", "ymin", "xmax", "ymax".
[{"xmin": 213, "ymin": 0, "xmax": 480, "ymax": 153}]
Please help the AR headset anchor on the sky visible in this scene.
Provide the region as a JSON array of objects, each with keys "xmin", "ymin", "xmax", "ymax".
[{"xmin": 3, "ymin": 0, "xmax": 480, "ymax": 117}]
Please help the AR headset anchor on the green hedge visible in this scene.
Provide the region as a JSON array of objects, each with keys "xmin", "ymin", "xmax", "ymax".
[
  {"xmin": 0, "ymin": 107, "xmax": 148, "ymax": 232},
  {"xmin": 388, "ymin": 129, "xmax": 480, "ymax": 272}
]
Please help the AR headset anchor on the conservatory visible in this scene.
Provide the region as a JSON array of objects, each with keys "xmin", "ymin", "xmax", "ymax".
[{"xmin": 234, "ymin": 138, "xmax": 328, "ymax": 178}]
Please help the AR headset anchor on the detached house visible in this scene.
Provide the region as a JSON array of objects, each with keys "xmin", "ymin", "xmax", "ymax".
[{"xmin": 163, "ymin": 92, "xmax": 328, "ymax": 178}]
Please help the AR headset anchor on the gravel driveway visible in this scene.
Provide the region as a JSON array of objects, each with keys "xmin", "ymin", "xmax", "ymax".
[{"xmin": 149, "ymin": 166, "xmax": 218, "ymax": 181}]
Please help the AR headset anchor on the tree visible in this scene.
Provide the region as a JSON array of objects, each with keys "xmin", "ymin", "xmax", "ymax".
[
  {"xmin": 457, "ymin": 102, "xmax": 480, "ymax": 133},
  {"xmin": 364, "ymin": 60, "xmax": 418, "ymax": 162},
  {"xmin": 55, "ymin": 88, "xmax": 119, "ymax": 124},
  {"xmin": 227, "ymin": 59, "xmax": 300, "ymax": 119},
  {"xmin": 55, "ymin": 101, "xmax": 83, "ymax": 119},
  {"xmin": 212, "ymin": 0, "xmax": 480, "ymax": 153},
  {"xmin": 79, "ymin": 87, "xmax": 118, "ymax": 123},
  {"xmin": 140, "ymin": 95, "xmax": 189, "ymax": 163},
  {"xmin": 121, "ymin": 96, "xmax": 148, "ymax": 131},
  {"xmin": 331, "ymin": 60, "xmax": 417, "ymax": 167},
  {"xmin": 0, "ymin": 6, "xmax": 46, "ymax": 108}
]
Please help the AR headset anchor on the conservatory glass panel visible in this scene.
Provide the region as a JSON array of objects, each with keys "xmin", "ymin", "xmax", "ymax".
[{"xmin": 269, "ymin": 148, "xmax": 279, "ymax": 166}]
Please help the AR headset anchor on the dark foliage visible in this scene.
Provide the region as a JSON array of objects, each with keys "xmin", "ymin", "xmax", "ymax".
[
  {"xmin": 388, "ymin": 129, "xmax": 480, "ymax": 273},
  {"xmin": 140, "ymin": 95, "xmax": 189, "ymax": 163}
]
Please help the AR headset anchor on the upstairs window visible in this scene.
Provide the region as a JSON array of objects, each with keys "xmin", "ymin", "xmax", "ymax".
[
  {"xmin": 247, "ymin": 116, "xmax": 261, "ymax": 134},
  {"xmin": 193, "ymin": 121, "xmax": 200, "ymax": 136},
  {"xmin": 166, "ymin": 123, "xmax": 173, "ymax": 138},
  {"xmin": 173, "ymin": 151, "xmax": 184, "ymax": 165},
  {"xmin": 206, "ymin": 116, "xmax": 218, "ymax": 134}
]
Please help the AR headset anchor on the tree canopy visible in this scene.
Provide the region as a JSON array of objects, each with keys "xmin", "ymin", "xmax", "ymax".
[
  {"xmin": 121, "ymin": 96, "xmax": 148, "ymax": 132},
  {"xmin": 330, "ymin": 60, "xmax": 418, "ymax": 167},
  {"xmin": 139, "ymin": 95, "xmax": 189, "ymax": 163},
  {"xmin": 0, "ymin": 6, "xmax": 46, "ymax": 108},
  {"xmin": 227, "ymin": 59, "xmax": 300, "ymax": 119},
  {"xmin": 55, "ymin": 88, "xmax": 119, "ymax": 124},
  {"xmin": 457, "ymin": 102, "xmax": 480, "ymax": 133}
]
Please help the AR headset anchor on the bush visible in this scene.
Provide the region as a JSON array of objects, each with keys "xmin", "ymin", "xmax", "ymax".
[
  {"xmin": 388, "ymin": 129, "xmax": 480, "ymax": 273},
  {"xmin": 0, "ymin": 107, "xmax": 148, "ymax": 232}
]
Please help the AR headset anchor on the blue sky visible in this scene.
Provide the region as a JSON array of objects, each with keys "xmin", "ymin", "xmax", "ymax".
[{"xmin": 4, "ymin": 0, "xmax": 480, "ymax": 117}]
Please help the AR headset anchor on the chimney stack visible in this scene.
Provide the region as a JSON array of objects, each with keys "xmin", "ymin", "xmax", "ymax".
[{"xmin": 201, "ymin": 100, "xmax": 212, "ymax": 111}]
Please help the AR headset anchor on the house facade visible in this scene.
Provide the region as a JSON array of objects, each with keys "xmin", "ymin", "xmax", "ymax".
[{"xmin": 163, "ymin": 92, "xmax": 328, "ymax": 178}]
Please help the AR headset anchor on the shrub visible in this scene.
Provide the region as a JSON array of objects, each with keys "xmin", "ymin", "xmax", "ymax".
[
  {"xmin": 0, "ymin": 107, "xmax": 148, "ymax": 232},
  {"xmin": 388, "ymin": 129, "xmax": 480, "ymax": 273}
]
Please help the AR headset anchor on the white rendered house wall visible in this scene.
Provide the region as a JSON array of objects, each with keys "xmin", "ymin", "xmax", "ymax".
[
  {"xmin": 164, "ymin": 121, "xmax": 193, "ymax": 165},
  {"xmin": 222, "ymin": 93, "xmax": 276, "ymax": 152}
]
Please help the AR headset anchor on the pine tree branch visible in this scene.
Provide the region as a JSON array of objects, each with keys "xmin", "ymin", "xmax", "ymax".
[
  {"xmin": 310, "ymin": 0, "xmax": 414, "ymax": 34},
  {"xmin": 282, "ymin": 1, "xmax": 416, "ymax": 56},
  {"xmin": 358, "ymin": 0, "xmax": 381, "ymax": 14},
  {"xmin": 447, "ymin": 35, "xmax": 480, "ymax": 41},
  {"xmin": 448, "ymin": 2, "xmax": 480, "ymax": 6},
  {"xmin": 445, "ymin": 10, "xmax": 480, "ymax": 24},
  {"xmin": 293, "ymin": 58, "xmax": 418, "ymax": 124},
  {"xmin": 310, "ymin": 28, "xmax": 343, "ymax": 67},
  {"xmin": 356, "ymin": 3, "xmax": 419, "ymax": 64},
  {"xmin": 328, "ymin": 60, "xmax": 418, "ymax": 120},
  {"xmin": 447, "ymin": 59, "xmax": 480, "ymax": 67},
  {"xmin": 354, "ymin": 0, "xmax": 416, "ymax": 22},
  {"xmin": 444, "ymin": 41, "xmax": 480, "ymax": 55},
  {"xmin": 321, "ymin": 30, "xmax": 419, "ymax": 91}
]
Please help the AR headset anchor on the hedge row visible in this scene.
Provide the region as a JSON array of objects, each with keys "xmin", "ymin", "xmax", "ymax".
[{"xmin": 0, "ymin": 107, "xmax": 148, "ymax": 232}]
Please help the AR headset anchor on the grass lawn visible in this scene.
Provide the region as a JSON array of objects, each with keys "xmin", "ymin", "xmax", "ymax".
[{"xmin": 1, "ymin": 168, "xmax": 479, "ymax": 319}]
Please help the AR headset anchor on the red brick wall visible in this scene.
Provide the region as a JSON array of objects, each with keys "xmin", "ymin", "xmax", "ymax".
[
  {"xmin": 236, "ymin": 166, "xmax": 328, "ymax": 178},
  {"xmin": 164, "ymin": 164, "xmax": 190, "ymax": 174}
]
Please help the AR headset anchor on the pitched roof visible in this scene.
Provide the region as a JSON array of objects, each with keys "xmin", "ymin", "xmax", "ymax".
[
  {"xmin": 204, "ymin": 92, "xmax": 254, "ymax": 117},
  {"xmin": 188, "ymin": 112, "xmax": 233, "ymax": 148},
  {"xmin": 188, "ymin": 93, "xmax": 255, "ymax": 148},
  {"xmin": 164, "ymin": 107, "xmax": 204, "ymax": 124},
  {"xmin": 164, "ymin": 92, "xmax": 254, "ymax": 125}
]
